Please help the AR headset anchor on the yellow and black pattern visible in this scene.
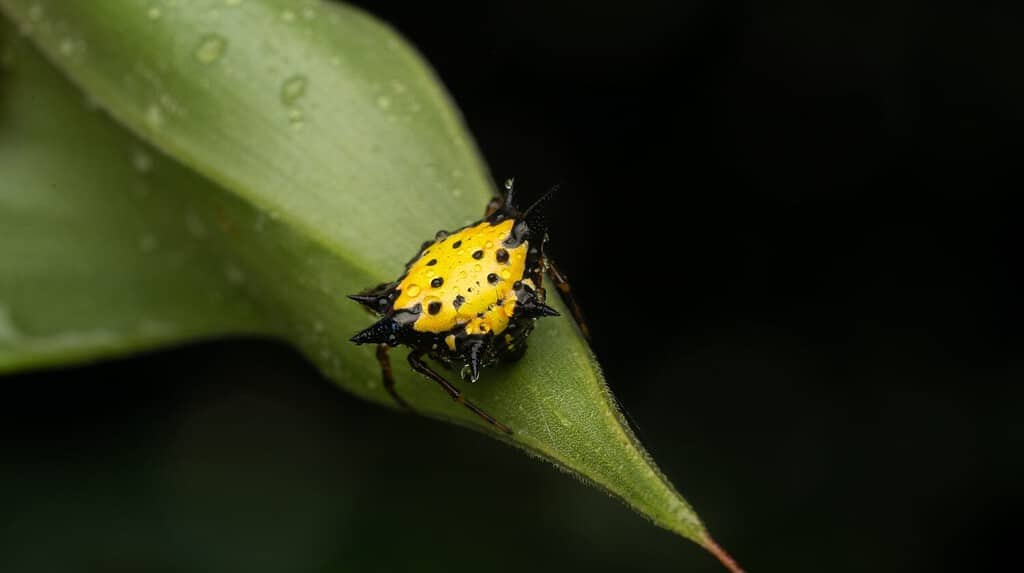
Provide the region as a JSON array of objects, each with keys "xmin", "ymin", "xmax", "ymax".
[
  {"xmin": 393, "ymin": 219, "xmax": 528, "ymax": 336},
  {"xmin": 348, "ymin": 181, "xmax": 578, "ymax": 434}
]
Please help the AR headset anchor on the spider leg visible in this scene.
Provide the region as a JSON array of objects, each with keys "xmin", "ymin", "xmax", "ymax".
[
  {"xmin": 376, "ymin": 344, "xmax": 412, "ymax": 410},
  {"xmin": 544, "ymin": 256, "xmax": 592, "ymax": 342},
  {"xmin": 406, "ymin": 350, "xmax": 513, "ymax": 435},
  {"xmin": 484, "ymin": 178, "xmax": 516, "ymax": 217},
  {"xmin": 484, "ymin": 195, "xmax": 504, "ymax": 217}
]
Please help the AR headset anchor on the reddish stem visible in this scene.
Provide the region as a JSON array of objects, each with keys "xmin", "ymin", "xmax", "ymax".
[{"xmin": 701, "ymin": 534, "xmax": 746, "ymax": 573}]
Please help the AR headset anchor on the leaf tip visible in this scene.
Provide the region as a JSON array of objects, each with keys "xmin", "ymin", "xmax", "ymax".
[{"xmin": 701, "ymin": 533, "xmax": 746, "ymax": 573}]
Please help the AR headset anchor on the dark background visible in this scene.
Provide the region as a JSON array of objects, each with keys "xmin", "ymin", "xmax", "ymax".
[{"xmin": 3, "ymin": 1, "xmax": 1021, "ymax": 571}]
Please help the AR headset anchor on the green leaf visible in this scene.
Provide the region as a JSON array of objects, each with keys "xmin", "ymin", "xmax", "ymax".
[
  {"xmin": 0, "ymin": 2, "xmax": 741, "ymax": 569},
  {"xmin": 0, "ymin": 30, "xmax": 270, "ymax": 372}
]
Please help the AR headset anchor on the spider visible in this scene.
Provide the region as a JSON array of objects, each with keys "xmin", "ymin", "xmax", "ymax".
[{"xmin": 348, "ymin": 180, "xmax": 588, "ymax": 434}]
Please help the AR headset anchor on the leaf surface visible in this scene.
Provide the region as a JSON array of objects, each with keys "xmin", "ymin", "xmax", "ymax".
[{"xmin": 0, "ymin": 2, "xmax": 740, "ymax": 566}]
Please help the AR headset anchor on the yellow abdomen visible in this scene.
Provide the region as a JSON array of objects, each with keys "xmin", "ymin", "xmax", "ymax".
[{"xmin": 393, "ymin": 219, "xmax": 528, "ymax": 336}]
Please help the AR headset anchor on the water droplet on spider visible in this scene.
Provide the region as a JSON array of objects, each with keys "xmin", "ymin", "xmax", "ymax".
[
  {"xmin": 132, "ymin": 149, "xmax": 153, "ymax": 173},
  {"xmin": 405, "ymin": 284, "xmax": 421, "ymax": 297},
  {"xmin": 460, "ymin": 364, "xmax": 480, "ymax": 383},
  {"xmin": 473, "ymin": 264, "xmax": 482, "ymax": 272},
  {"xmin": 280, "ymin": 74, "xmax": 307, "ymax": 106},
  {"xmin": 147, "ymin": 6, "xmax": 161, "ymax": 19},
  {"xmin": 459, "ymin": 270, "xmax": 468, "ymax": 279},
  {"xmin": 194, "ymin": 34, "xmax": 227, "ymax": 64},
  {"xmin": 500, "ymin": 269, "xmax": 511, "ymax": 280}
]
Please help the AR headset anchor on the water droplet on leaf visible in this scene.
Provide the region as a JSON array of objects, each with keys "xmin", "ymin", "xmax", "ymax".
[
  {"xmin": 132, "ymin": 149, "xmax": 153, "ymax": 173},
  {"xmin": 280, "ymin": 74, "xmax": 308, "ymax": 105},
  {"xmin": 194, "ymin": 34, "xmax": 227, "ymax": 64}
]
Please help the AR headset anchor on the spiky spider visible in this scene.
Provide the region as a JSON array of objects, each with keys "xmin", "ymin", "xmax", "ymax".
[{"xmin": 348, "ymin": 180, "xmax": 587, "ymax": 434}]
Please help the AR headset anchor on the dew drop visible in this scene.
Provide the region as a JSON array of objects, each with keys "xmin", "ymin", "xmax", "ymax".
[
  {"xmin": 280, "ymin": 74, "xmax": 307, "ymax": 106},
  {"xmin": 185, "ymin": 211, "xmax": 208, "ymax": 238},
  {"xmin": 0, "ymin": 45, "xmax": 14, "ymax": 70},
  {"xmin": 500, "ymin": 269, "xmax": 511, "ymax": 280},
  {"xmin": 0, "ymin": 303, "xmax": 21, "ymax": 342},
  {"xmin": 459, "ymin": 270, "xmax": 468, "ymax": 279},
  {"xmin": 405, "ymin": 284, "xmax": 421, "ymax": 297},
  {"xmin": 145, "ymin": 104, "xmax": 164, "ymax": 128},
  {"xmin": 58, "ymin": 38, "xmax": 75, "ymax": 57},
  {"xmin": 375, "ymin": 94, "xmax": 391, "ymax": 110},
  {"xmin": 194, "ymin": 34, "xmax": 227, "ymax": 64},
  {"xmin": 139, "ymin": 234, "xmax": 159, "ymax": 252},
  {"xmin": 473, "ymin": 264, "xmax": 482, "ymax": 273},
  {"xmin": 147, "ymin": 6, "xmax": 162, "ymax": 19},
  {"xmin": 280, "ymin": 9, "xmax": 295, "ymax": 22},
  {"xmin": 225, "ymin": 263, "xmax": 246, "ymax": 284},
  {"xmin": 224, "ymin": 0, "xmax": 243, "ymax": 6},
  {"xmin": 132, "ymin": 149, "xmax": 153, "ymax": 173}
]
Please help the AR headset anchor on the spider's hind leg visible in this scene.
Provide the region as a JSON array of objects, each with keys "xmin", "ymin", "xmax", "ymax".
[
  {"xmin": 407, "ymin": 350, "xmax": 512, "ymax": 435},
  {"xmin": 376, "ymin": 343, "xmax": 412, "ymax": 411},
  {"xmin": 544, "ymin": 257, "xmax": 592, "ymax": 342}
]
